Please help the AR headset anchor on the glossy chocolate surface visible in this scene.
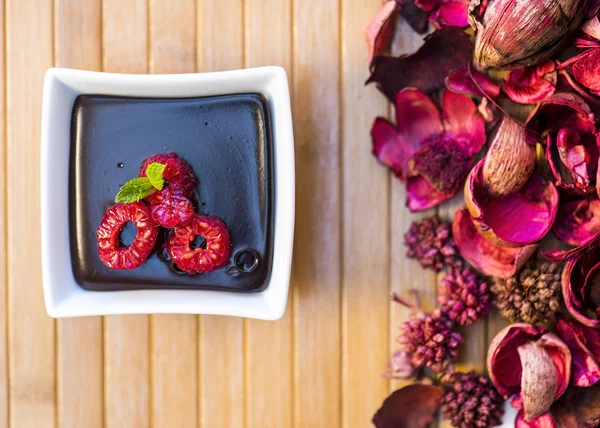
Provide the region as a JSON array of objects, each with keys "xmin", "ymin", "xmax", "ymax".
[{"xmin": 70, "ymin": 93, "xmax": 273, "ymax": 292}]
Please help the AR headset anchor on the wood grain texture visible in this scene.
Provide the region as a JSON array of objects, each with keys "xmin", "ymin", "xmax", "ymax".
[
  {"xmin": 0, "ymin": 0, "xmax": 6, "ymax": 426},
  {"xmin": 243, "ymin": 0, "xmax": 293, "ymax": 426},
  {"xmin": 196, "ymin": 1, "xmax": 245, "ymax": 427},
  {"xmin": 54, "ymin": 2, "xmax": 103, "ymax": 428},
  {"xmin": 292, "ymin": 1, "xmax": 342, "ymax": 427},
  {"xmin": 148, "ymin": 1, "xmax": 198, "ymax": 427},
  {"xmin": 6, "ymin": 0, "xmax": 55, "ymax": 427},
  {"xmin": 341, "ymin": 1, "xmax": 390, "ymax": 426},
  {"xmin": 102, "ymin": 1, "xmax": 150, "ymax": 427}
]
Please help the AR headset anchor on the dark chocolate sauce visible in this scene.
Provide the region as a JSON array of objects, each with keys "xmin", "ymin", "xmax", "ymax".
[{"xmin": 70, "ymin": 93, "xmax": 273, "ymax": 292}]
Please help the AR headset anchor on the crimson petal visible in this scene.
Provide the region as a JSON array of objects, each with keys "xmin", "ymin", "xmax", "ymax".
[
  {"xmin": 556, "ymin": 318, "xmax": 600, "ymax": 387},
  {"xmin": 445, "ymin": 64, "xmax": 501, "ymax": 98},
  {"xmin": 553, "ymin": 198, "xmax": 600, "ymax": 246},
  {"xmin": 441, "ymin": 90, "xmax": 486, "ymax": 154},
  {"xmin": 406, "ymin": 175, "xmax": 454, "ymax": 211},
  {"xmin": 371, "ymin": 117, "xmax": 413, "ymax": 179},
  {"xmin": 365, "ymin": 1, "xmax": 398, "ymax": 64},
  {"xmin": 504, "ymin": 61, "xmax": 557, "ymax": 105},
  {"xmin": 572, "ymin": 49, "xmax": 600, "ymax": 95},
  {"xmin": 372, "ymin": 384, "xmax": 443, "ymax": 428},
  {"xmin": 515, "ymin": 411, "xmax": 557, "ymax": 428},
  {"xmin": 562, "ymin": 249, "xmax": 600, "ymax": 328},
  {"xmin": 395, "ymin": 88, "xmax": 443, "ymax": 149},
  {"xmin": 430, "ymin": 0, "xmax": 470, "ymax": 28}
]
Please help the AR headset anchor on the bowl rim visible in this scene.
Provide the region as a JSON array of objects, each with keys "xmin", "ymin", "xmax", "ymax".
[{"xmin": 41, "ymin": 66, "xmax": 295, "ymax": 320}]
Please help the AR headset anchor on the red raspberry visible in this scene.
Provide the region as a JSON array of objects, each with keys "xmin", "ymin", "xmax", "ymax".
[
  {"xmin": 139, "ymin": 153, "xmax": 196, "ymax": 203},
  {"xmin": 97, "ymin": 202, "xmax": 158, "ymax": 270},
  {"xmin": 151, "ymin": 194, "xmax": 194, "ymax": 228},
  {"xmin": 165, "ymin": 215, "xmax": 231, "ymax": 274}
]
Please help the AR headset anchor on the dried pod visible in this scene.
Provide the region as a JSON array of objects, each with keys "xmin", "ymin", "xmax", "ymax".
[
  {"xmin": 469, "ymin": 0, "xmax": 588, "ymax": 70},
  {"xmin": 483, "ymin": 116, "xmax": 536, "ymax": 198},
  {"xmin": 562, "ymin": 247, "xmax": 600, "ymax": 328},
  {"xmin": 465, "ymin": 160, "xmax": 559, "ymax": 247},
  {"xmin": 553, "ymin": 198, "xmax": 600, "ymax": 246},
  {"xmin": 556, "ymin": 318, "xmax": 600, "ymax": 387},
  {"xmin": 487, "ymin": 324, "xmax": 571, "ymax": 421},
  {"xmin": 452, "ymin": 209, "xmax": 536, "ymax": 278}
]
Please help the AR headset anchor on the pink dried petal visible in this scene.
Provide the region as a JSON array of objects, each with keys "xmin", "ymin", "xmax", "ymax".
[
  {"xmin": 556, "ymin": 318, "xmax": 600, "ymax": 387},
  {"xmin": 372, "ymin": 384, "xmax": 443, "ymax": 428},
  {"xmin": 518, "ymin": 342, "xmax": 558, "ymax": 420},
  {"xmin": 367, "ymin": 27, "xmax": 472, "ymax": 101},
  {"xmin": 516, "ymin": 411, "xmax": 557, "ymax": 428},
  {"xmin": 395, "ymin": 88, "xmax": 444, "ymax": 148},
  {"xmin": 465, "ymin": 160, "xmax": 559, "ymax": 246},
  {"xmin": 572, "ymin": 49, "xmax": 600, "ymax": 95},
  {"xmin": 504, "ymin": 61, "xmax": 557, "ymax": 105},
  {"xmin": 453, "ymin": 209, "xmax": 537, "ymax": 279},
  {"xmin": 365, "ymin": 1, "xmax": 398, "ymax": 64},
  {"xmin": 562, "ymin": 249, "xmax": 600, "ymax": 328},
  {"xmin": 371, "ymin": 117, "xmax": 411, "ymax": 178},
  {"xmin": 445, "ymin": 65, "xmax": 501, "ymax": 97},
  {"xmin": 430, "ymin": 0, "xmax": 469, "ymax": 28},
  {"xmin": 406, "ymin": 176, "xmax": 454, "ymax": 211},
  {"xmin": 526, "ymin": 92, "xmax": 596, "ymax": 141},
  {"xmin": 441, "ymin": 90, "xmax": 486, "ymax": 154},
  {"xmin": 486, "ymin": 323, "xmax": 546, "ymax": 398},
  {"xmin": 553, "ymin": 198, "xmax": 600, "ymax": 246}
]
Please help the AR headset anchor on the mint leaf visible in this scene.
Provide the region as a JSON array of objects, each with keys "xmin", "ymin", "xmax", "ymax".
[
  {"xmin": 146, "ymin": 162, "xmax": 166, "ymax": 190},
  {"xmin": 115, "ymin": 177, "xmax": 157, "ymax": 203}
]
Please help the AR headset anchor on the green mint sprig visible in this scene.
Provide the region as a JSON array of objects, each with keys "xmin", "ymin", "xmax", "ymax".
[{"xmin": 115, "ymin": 162, "xmax": 166, "ymax": 204}]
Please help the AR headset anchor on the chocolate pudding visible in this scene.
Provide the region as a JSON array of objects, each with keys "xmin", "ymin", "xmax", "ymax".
[{"xmin": 70, "ymin": 93, "xmax": 273, "ymax": 292}]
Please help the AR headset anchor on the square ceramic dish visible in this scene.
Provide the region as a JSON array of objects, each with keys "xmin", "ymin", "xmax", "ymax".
[{"xmin": 41, "ymin": 67, "xmax": 295, "ymax": 320}]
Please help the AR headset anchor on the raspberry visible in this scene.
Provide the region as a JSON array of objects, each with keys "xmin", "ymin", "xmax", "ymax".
[
  {"xmin": 151, "ymin": 194, "xmax": 194, "ymax": 228},
  {"xmin": 165, "ymin": 215, "xmax": 231, "ymax": 274},
  {"xmin": 139, "ymin": 153, "xmax": 196, "ymax": 203},
  {"xmin": 97, "ymin": 202, "xmax": 158, "ymax": 270}
]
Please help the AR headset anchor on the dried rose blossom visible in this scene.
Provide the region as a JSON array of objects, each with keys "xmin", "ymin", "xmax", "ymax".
[
  {"xmin": 441, "ymin": 371, "xmax": 504, "ymax": 428},
  {"xmin": 469, "ymin": 0, "xmax": 587, "ymax": 69},
  {"xmin": 404, "ymin": 215, "xmax": 459, "ymax": 271},
  {"xmin": 556, "ymin": 317, "xmax": 600, "ymax": 387},
  {"xmin": 464, "ymin": 160, "xmax": 559, "ymax": 247},
  {"xmin": 373, "ymin": 383, "xmax": 443, "ymax": 428},
  {"xmin": 445, "ymin": 64, "xmax": 501, "ymax": 98},
  {"xmin": 553, "ymin": 197, "xmax": 600, "ymax": 246},
  {"xmin": 553, "ymin": 385, "xmax": 600, "ymax": 428},
  {"xmin": 515, "ymin": 411, "xmax": 557, "ymax": 428},
  {"xmin": 399, "ymin": 308, "xmax": 463, "ymax": 374},
  {"xmin": 367, "ymin": 27, "xmax": 471, "ymax": 101},
  {"xmin": 491, "ymin": 260, "xmax": 563, "ymax": 326},
  {"xmin": 504, "ymin": 61, "xmax": 558, "ymax": 105},
  {"xmin": 453, "ymin": 208, "xmax": 537, "ymax": 279},
  {"xmin": 365, "ymin": 1, "xmax": 398, "ymax": 64},
  {"xmin": 482, "ymin": 115, "xmax": 536, "ymax": 198},
  {"xmin": 561, "ymin": 246, "xmax": 600, "ymax": 328},
  {"xmin": 415, "ymin": 0, "xmax": 470, "ymax": 28},
  {"xmin": 371, "ymin": 88, "xmax": 485, "ymax": 211},
  {"xmin": 437, "ymin": 266, "xmax": 491, "ymax": 326},
  {"xmin": 526, "ymin": 92, "xmax": 600, "ymax": 196},
  {"xmin": 487, "ymin": 324, "xmax": 571, "ymax": 421},
  {"xmin": 385, "ymin": 350, "xmax": 418, "ymax": 380}
]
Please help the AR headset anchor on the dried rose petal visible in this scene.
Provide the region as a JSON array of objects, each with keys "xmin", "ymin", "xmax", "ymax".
[
  {"xmin": 398, "ymin": 0, "xmax": 430, "ymax": 34},
  {"xmin": 445, "ymin": 64, "xmax": 501, "ymax": 97},
  {"xmin": 556, "ymin": 318, "xmax": 600, "ymax": 387},
  {"xmin": 553, "ymin": 198, "xmax": 600, "ymax": 246},
  {"xmin": 487, "ymin": 325, "xmax": 571, "ymax": 420},
  {"xmin": 416, "ymin": 0, "xmax": 470, "ymax": 28},
  {"xmin": 571, "ymin": 49, "xmax": 600, "ymax": 96},
  {"xmin": 453, "ymin": 209, "xmax": 537, "ymax": 278},
  {"xmin": 553, "ymin": 385, "xmax": 600, "ymax": 428},
  {"xmin": 482, "ymin": 116, "xmax": 536, "ymax": 198},
  {"xmin": 367, "ymin": 27, "xmax": 471, "ymax": 101},
  {"xmin": 504, "ymin": 61, "xmax": 558, "ymax": 104},
  {"xmin": 372, "ymin": 384, "xmax": 443, "ymax": 428},
  {"xmin": 516, "ymin": 411, "xmax": 557, "ymax": 428},
  {"xmin": 365, "ymin": 1, "xmax": 398, "ymax": 64},
  {"xmin": 562, "ymin": 248, "xmax": 600, "ymax": 328},
  {"xmin": 465, "ymin": 160, "xmax": 559, "ymax": 246},
  {"xmin": 469, "ymin": 0, "xmax": 587, "ymax": 69}
]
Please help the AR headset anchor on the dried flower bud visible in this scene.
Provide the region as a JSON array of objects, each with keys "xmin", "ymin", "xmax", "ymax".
[
  {"xmin": 483, "ymin": 116, "xmax": 536, "ymax": 198},
  {"xmin": 469, "ymin": 0, "xmax": 587, "ymax": 70},
  {"xmin": 487, "ymin": 324, "xmax": 571, "ymax": 421}
]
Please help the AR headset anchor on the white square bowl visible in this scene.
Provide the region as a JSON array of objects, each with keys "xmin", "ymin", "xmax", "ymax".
[{"xmin": 41, "ymin": 67, "xmax": 295, "ymax": 320}]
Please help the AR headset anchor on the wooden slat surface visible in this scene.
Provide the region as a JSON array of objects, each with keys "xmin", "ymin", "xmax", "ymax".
[{"xmin": 1, "ymin": 1, "xmax": 508, "ymax": 427}]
